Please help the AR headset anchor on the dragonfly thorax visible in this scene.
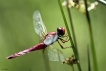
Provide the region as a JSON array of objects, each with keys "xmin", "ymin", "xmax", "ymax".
[
  {"xmin": 57, "ymin": 27, "xmax": 65, "ymax": 36},
  {"xmin": 43, "ymin": 33, "xmax": 58, "ymax": 45}
]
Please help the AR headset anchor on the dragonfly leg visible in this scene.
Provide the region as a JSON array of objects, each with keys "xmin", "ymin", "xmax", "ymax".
[
  {"xmin": 57, "ymin": 40, "xmax": 71, "ymax": 49},
  {"xmin": 61, "ymin": 33, "xmax": 68, "ymax": 38},
  {"xmin": 59, "ymin": 37, "xmax": 69, "ymax": 43},
  {"xmin": 59, "ymin": 36, "xmax": 69, "ymax": 43},
  {"xmin": 59, "ymin": 33, "xmax": 70, "ymax": 43}
]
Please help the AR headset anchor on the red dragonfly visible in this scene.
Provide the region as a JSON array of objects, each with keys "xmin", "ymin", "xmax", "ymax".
[{"xmin": 6, "ymin": 10, "xmax": 69, "ymax": 61}]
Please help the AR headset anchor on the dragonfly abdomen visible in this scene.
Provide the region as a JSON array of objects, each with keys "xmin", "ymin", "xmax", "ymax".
[
  {"xmin": 6, "ymin": 43, "xmax": 47, "ymax": 59},
  {"xmin": 29, "ymin": 43, "xmax": 47, "ymax": 51}
]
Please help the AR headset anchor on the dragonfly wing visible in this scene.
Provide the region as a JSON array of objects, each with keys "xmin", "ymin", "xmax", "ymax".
[
  {"xmin": 48, "ymin": 46, "xmax": 65, "ymax": 61},
  {"xmin": 33, "ymin": 10, "xmax": 47, "ymax": 38},
  {"xmin": 58, "ymin": 50, "xmax": 65, "ymax": 61},
  {"xmin": 48, "ymin": 46, "xmax": 59, "ymax": 61},
  {"xmin": 33, "ymin": 10, "xmax": 65, "ymax": 61}
]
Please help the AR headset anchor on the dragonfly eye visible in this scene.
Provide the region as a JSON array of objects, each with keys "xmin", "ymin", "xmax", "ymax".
[{"xmin": 57, "ymin": 27, "xmax": 65, "ymax": 36}]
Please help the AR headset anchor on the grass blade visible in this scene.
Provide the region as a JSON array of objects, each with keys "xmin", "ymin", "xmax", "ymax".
[
  {"xmin": 84, "ymin": 0, "xmax": 98, "ymax": 71},
  {"xmin": 66, "ymin": 0, "xmax": 79, "ymax": 60},
  {"xmin": 57, "ymin": 0, "xmax": 82, "ymax": 71},
  {"xmin": 42, "ymin": 51, "xmax": 51, "ymax": 71},
  {"xmin": 57, "ymin": 0, "xmax": 74, "ymax": 51},
  {"xmin": 87, "ymin": 45, "xmax": 91, "ymax": 71}
]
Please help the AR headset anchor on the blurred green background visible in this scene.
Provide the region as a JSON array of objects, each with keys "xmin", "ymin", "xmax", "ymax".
[{"xmin": 0, "ymin": 0, "xmax": 106, "ymax": 71}]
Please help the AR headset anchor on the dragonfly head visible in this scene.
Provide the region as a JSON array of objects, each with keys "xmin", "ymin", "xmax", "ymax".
[{"xmin": 57, "ymin": 27, "xmax": 65, "ymax": 36}]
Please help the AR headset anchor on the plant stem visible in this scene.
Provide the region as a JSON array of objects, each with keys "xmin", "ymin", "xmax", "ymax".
[
  {"xmin": 87, "ymin": 45, "xmax": 91, "ymax": 71},
  {"xmin": 65, "ymin": 0, "xmax": 82, "ymax": 71},
  {"xmin": 84, "ymin": 0, "xmax": 98, "ymax": 71},
  {"xmin": 57, "ymin": 0, "xmax": 82, "ymax": 71},
  {"xmin": 42, "ymin": 51, "xmax": 51, "ymax": 71},
  {"xmin": 66, "ymin": 0, "xmax": 79, "ymax": 63}
]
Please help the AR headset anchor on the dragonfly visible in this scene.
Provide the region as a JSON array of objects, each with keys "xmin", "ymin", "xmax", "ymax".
[{"xmin": 6, "ymin": 10, "xmax": 70, "ymax": 61}]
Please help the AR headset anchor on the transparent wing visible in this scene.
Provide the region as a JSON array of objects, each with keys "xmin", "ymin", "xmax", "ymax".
[
  {"xmin": 48, "ymin": 46, "xmax": 65, "ymax": 61},
  {"xmin": 48, "ymin": 47, "xmax": 59, "ymax": 61},
  {"xmin": 58, "ymin": 50, "xmax": 65, "ymax": 61},
  {"xmin": 33, "ymin": 10, "xmax": 65, "ymax": 61},
  {"xmin": 33, "ymin": 10, "xmax": 47, "ymax": 38}
]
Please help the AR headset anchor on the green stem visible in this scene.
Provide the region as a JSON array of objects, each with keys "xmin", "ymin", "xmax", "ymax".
[
  {"xmin": 42, "ymin": 51, "xmax": 51, "ymax": 71},
  {"xmin": 57, "ymin": 0, "xmax": 82, "ymax": 71},
  {"xmin": 66, "ymin": 0, "xmax": 79, "ymax": 62},
  {"xmin": 84, "ymin": 0, "xmax": 98, "ymax": 71},
  {"xmin": 66, "ymin": 1, "xmax": 81, "ymax": 71},
  {"xmin": 87, "ymin": 45, "xmax": 91, "ymax": 71}
]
